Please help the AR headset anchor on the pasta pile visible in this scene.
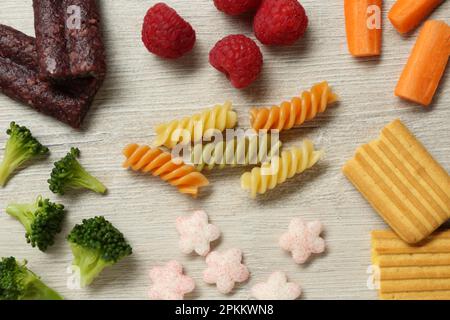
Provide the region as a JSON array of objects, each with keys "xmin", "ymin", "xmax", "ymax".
[
  {"xmin": 240, "ymin": 139, "xmax": 323, "ymax": 198},
  {"xmin": 190, "ymin": 134, "xmax": 282, "ymax": 171},
  {"xmin": 123, "ymin": 144, "xmax": 209, "ymax": 197},
  {"xmin": 249, "ymin": 82, "xmax": 338, "ymax": 132},
  {"xmin": 154, "ymin": 102, "xmax": 238, "ymax": 148},
  {"xmin": 123, "ymin": 81, "xmax": 334, "ymax": 198}
]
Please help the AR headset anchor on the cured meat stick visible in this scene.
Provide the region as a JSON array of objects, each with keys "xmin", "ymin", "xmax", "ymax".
[
  {"xmin": 33, "ymin": 0, "xmax": 106, "ymax": 80},
  {"xmin": 0, "ymin": 24, "xmax": 102, "ymax": 128}
]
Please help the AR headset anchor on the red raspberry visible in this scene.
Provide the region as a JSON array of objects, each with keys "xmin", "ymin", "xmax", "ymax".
[
  {"xmin": 254, "ymin": 0, "xmax": 308, "ymax": 46},
  {"xmin": 142, "ymin": 3, "xmax": 196, "ymax": 59},
  {"xmin": 209, "ymin": 35, "xmax": 263, "ymax": 89},
  {"xmin": 213, "ymin": 0, "xmax": 262, "ymax": 16}
]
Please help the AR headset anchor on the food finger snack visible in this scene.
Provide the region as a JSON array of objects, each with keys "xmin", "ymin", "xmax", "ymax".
[
  {"xmin": 33, "ymin": 0, "xmax": 106, "ymax": 80},
  {"xmin": 154, "ymin": 102, "xmax": 238, "ymax": 148},
  {"xmin": 344, "ymin": 0, "xmax": 382, "ymax": 57},
  {"xmin": 343, "ymin": 119, "xmax": 450, "ymax": 244},
  {"xmin": 67, "ymin": 216, "xmax": 132, "ymax": 287},
  {"xmin": 6, "ymin": 196, "xmax": 65, "ymax": 252},
  {"xmin": 209, "ymin": 35, "xmax": 263, "ymax": 89},
  {"xmin": 214, "ymin": 0, "xmax": 262, "ymax": 16},
  {"xmin": 142, "ymin": 3, "xmax": 196, "ymax": 59},
  {"xmin": 253, "ymin": 0, "xmax": 309, "ymax": 46},
  {"xmin": 249, "ymin": 82, "xmax": 338, "ymax": 132},
  {"xmin": 395, "ymin": 20, "xmax": 450, "ymax": 107},
  {"xmin": 123, "ymin": 143, "xmax": 209, "ymax": 197},
  {"xmin": 190, "ymin": 134, "xmax": 282, "ymax": 171},
  {"xmin": 251, "ymin": 271, "xmax": 302, "ymax": 300},
  {"xmin": 241, "ymin": 139, "xmax": 323, "ymax": 198},
  {"xmin": 176, "ymin": 210, "xmax": 221, "ymax": 257},
  {"xmin": 0, "ymin": 24, "xmax": 102, "ymax": 128},
  {"xmin": 203, "ymin": 248, "xmax": 250, "ymax": 294},
  {"xmin": 372, "ymin": 230, "xmax": 450, "ymax": 300},
  {"xmin": 48, "ymin": 147, "xmax": 107, "ymax": 195},
  {"xmin": 388, "ymin": 0, "xmax": 444, "ymax": 34},
  {"xmin": 0, "ymin": 257, "xmax": 63, "ymax": 300},
  {"xmin": 0, "ymin": 122, "xmax": 49, "ymax": 187},
  {"xmin": 279, "ymin": 218, "xmax": 325, "ymax": 264},
  {"xmin": 148, "ymin": 261, "xmax": 195, "ymax": 300}
]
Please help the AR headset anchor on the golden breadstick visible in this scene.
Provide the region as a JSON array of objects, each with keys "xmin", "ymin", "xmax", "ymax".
[{"xmin": 371, "ymin": 230, "xmax": 450, "ymax": 300}]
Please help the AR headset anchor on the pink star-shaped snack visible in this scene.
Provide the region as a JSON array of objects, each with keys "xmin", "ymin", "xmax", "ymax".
[
  {"xmin": 251, "ymin": 271, "xmax": 302, "ymax": 300},
  {"xmin": 203, "ymin": 248, "xmax": 250, "ymax": 294},
  {"xmin": 279, "ymin": 218, "xmax": 325, "ymax": 264},
  {"xmin": 176, "ymin": 210, "xmax": 221, "ymax": 256},
  {"xmin": 148, "ymin": 260, "xmax": 195, "ymax": 300}
]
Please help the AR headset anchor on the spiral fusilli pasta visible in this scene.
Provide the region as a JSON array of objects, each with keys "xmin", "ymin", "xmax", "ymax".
[
  {"xmin": 190, "ymin": 134, "xmax": 282, "ymax": 171},
  {"xmin": 240, "ymin": 139, "xmax": 323, "ymax": 198},
  {"xmin": 123, "ymin": 144, "xmax": 209, "ymax": 197},
  {"xmin": 249, "ymin": 82, "xmax": 338, "ymax": 132},
  {"xmin": 154, "ymin": 102, "xmax": 238, "ymax": 148}
]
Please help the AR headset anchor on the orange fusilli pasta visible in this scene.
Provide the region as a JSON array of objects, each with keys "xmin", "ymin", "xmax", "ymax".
[
  {"xmin": 123, "ymin": 144, "xmax": 209, "ymax": 197},
  {"xmin": 250, "ymin": 82, "xmax": 338, "ymax": 132}
]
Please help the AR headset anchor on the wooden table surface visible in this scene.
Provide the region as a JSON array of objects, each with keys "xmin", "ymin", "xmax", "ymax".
[{"xmin": 0, "ymin": 0, "xmax": 449, "ymax": 300}]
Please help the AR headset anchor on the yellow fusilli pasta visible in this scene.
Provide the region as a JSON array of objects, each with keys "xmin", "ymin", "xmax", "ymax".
[
  {"xmin": 123, "ymin": 144, "xmax": 209, "ymax": 197},
  {"xmin": 154, "ymin": 102, "xmax": 238, "ymax": 148},
  {"xmin": 190, "ymin": 134, "xmax": 282, "ymax": 171},
  {"xmin": 250, "ymin": 82, "xmax": 338, "ymax": 132},
  {"xmin": 240, "ymin": 139, "xmax": 323, "ymax": 198}
]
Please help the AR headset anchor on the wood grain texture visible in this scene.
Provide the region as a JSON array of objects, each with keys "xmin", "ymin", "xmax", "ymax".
[{"xmin": 0, "ymin": 0, "xmax": 449, "ymax": 300}]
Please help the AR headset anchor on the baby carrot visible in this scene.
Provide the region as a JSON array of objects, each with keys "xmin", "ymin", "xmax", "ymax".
[
  {"xmin": 344, "ymin": 0, "xmax": 382, "ymax": 57},
  {"xmin": 395, "ymin": 20, "xmax": 450, "ymax": 107},
  {"xmin": 388, "ymin": 0, "xmax": 444, "ymax": 34}
]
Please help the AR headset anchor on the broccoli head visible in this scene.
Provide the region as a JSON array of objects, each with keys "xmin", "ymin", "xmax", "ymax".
[
  {"xmin": 48, "ymin": 147, "xmax": 107, "ymax": 195},
  {"xmin": 6, "ymin": 196, "xmax": 65, "ymax": 252},
  {"xmin": 0, "ymin": 257, "xmax": 63, "ymax": 300},
  {"xmin": 67, "ymin": 216, "xmax": 132, "ymax": 287},
  {"xmin": 0, "ymin": 122, "xmax": 49, "ymax": 187}
]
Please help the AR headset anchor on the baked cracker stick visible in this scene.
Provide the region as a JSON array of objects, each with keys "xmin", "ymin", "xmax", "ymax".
[
  {"xmin": 371, "ymin": 230, "xmax": 450, "ymax": 254},
  {"xmin": 380, "ymin": 278, "xmax": 450, "ymax": 293},
  {"xmin": 380, "ymin": 290, "xmax": 450, "ymax": 300},
  {"xmin": 375, "ymin": 253, "xmax": 450, "ymax": 268},
  {"xmin": 380, "ymin": 266, "xmax": 450, "ymax": 280}
]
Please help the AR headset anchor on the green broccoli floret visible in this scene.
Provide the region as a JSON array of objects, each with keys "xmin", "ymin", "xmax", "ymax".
[
  {"xmin": 67, "ymin": 216, "xmax": 132, "ymax": 287},
  {"xmin": 48, "ymin": 148, "xmax": 107, "ymax": 195},
  {"xmin": 6, "ymin": 196, "xmax": 65, "ymax": 252},
  {"xmin": 0, "ymin": 257, "xmax": 63, "ymax": 300},
  {"xmin": 0, "ymin": 122, "xmax": 49, "ymax": 187}
]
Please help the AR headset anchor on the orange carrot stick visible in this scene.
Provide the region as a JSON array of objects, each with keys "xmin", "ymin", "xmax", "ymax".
[
  {"xmin": 388, "ymin": 0, "xmax": 444, "ymax": 34},
  {"xmin": 344, "ymin": 0, "xmax": 382, "ymax": 57},
  {"xmin": 395, "ymin": 20, "xmax": 450, "ymax": 107}
]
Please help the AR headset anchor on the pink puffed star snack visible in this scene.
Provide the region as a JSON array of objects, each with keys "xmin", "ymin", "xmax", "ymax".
[
  {"xmin": 279, "ymin": 218, "xmax": 325, "ymax": 264},
  {"xmin": 251, "ymin": 271, "xmax": 302, "ymax": 300},
  {"xmin": 176, "ymin": 210, "xmax": 221, "ymax": 256},
  {"xmin": 203, "ymin": 248, "xmax": 250, "ymax": 294},
  {"xmin": 148, "ymin": 260, "xmax": 195, "ymax": 300}
]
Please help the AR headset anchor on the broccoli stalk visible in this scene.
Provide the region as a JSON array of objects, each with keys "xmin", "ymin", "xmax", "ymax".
[
  {"xmin": 0, "ymin": 257, "xmax": 63, "ymax": 300},
  {"xmin": 67, "ymin": 216, "xmax": 132, "ymax": 287},
  {"xmin": 48, "ymin": 148, "xmax": 107, "ymax": 195},
  {"xmin": 69, "ymin": 244, "xmax": 114, "ymax": 288},
  {"xmin": 0, "ymin": 122, "xmax": 49, "ymax": 187},
  {"xmin": 6, "ymin": 196, "xmax": 65, "ymax": 252}
]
